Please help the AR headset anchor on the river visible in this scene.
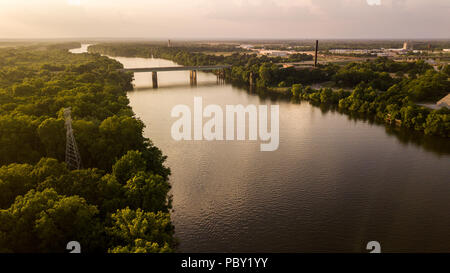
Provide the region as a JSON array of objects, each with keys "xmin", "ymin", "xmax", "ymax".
[{"xmin": 71, "ymin": 45, "xmax": 450, "ymax": 252}]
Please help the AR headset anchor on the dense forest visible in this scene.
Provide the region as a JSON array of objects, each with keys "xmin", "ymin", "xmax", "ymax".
[
  {"xmin": 89, "ymin": 43, "xmax": 449, "ymax": 137},
  {"xmin": 291, "ymin": 60, "xmax": 449, "ymax": 137},
  {"xmin": 0, "ymin": 43, "xmax": 175, "ymax": 252}
]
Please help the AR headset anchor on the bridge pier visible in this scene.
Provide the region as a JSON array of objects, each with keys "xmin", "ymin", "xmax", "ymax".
[
  {"xmin": 249, "ymin": 71, "xmax": 255, "ymax": 87},
  {"xmin": 216, "ymin": 69, "xmax": 225, "ymax": 84},
  {"xmin": 190, "ymin": 70, "xmax": 197, "ymax": 86},
  {"xmin": 152, "ymin": 72, "xmax": 158, "ymax": 88}
]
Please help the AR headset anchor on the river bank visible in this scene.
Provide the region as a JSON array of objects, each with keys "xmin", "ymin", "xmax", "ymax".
[{"xmin": 79, "ymin": 44, "xmax": 450, "ymax": 252}]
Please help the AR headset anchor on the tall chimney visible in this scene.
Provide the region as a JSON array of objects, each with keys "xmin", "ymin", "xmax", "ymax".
[{"xmin": 314, "ymin": 40, "xmax": 319, "ymax": 67}]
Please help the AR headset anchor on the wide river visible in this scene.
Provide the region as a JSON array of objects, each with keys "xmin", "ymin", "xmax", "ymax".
[{"xmin": 72, "ymin": 45, "xmax": 450, "ymax": 252}]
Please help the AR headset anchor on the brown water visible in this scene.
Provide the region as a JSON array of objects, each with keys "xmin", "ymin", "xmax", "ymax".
[{"xmin": 71, "ymin": 46, "xmax": 450, "ymax": 252}]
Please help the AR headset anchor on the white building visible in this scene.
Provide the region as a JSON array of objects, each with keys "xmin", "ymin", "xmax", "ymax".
[
  {"xmin": 239, "ymin": 44, "xmax": 254, "ymax": 50},
  {"xmin": 329, "ymin": 49, "xmax": 371, "ymax": 55},
  {"xmin": 259, "ymin": 50, "xmax": 290, "ymax": 57},
  {"xmin": 377, "ymin": 52, "xmax": 391, "ymax": 57}
]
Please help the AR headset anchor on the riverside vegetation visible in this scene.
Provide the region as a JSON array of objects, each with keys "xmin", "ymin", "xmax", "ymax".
[
  {"xmin": 0, "ymin": 43, "xmax": 175, "ymax": 253},
  {"xmin": 89, "ymin": 43, "xmax": 449, "ymax": 138}
]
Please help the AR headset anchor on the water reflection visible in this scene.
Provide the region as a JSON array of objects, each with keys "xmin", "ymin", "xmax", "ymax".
[
  {"xmin": 233, "ymin": 87, "xmax": 450, "ymax": 157},
  {"xmin": 112, "ymin": 54, "xmax": 450, "ymax": 252},
  {"xmin": 303, "ymin": 101, "xmax": 450, "ymax": 156}
]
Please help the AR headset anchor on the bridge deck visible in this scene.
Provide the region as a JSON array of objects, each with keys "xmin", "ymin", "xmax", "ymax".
[{"xmin": 119, "ymin": 65, "xmax": 231, "ymax": 73}]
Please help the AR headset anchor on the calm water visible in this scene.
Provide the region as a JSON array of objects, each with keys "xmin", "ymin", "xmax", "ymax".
[{"xmin": 72, "ymin": 46, "xmax": 450, "ymax": 252}]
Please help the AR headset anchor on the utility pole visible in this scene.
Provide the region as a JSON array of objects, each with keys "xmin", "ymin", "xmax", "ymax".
[
  {"xmin": 314, "ymin": 40, "xmax": 319, "ymax": 67},
  {"xmin": 64, "ymin": 107, "xmax": 81, "ymax": 170}
]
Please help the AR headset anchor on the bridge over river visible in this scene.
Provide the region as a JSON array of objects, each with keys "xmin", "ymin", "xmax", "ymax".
[{"xmin": 119, "ymin": 65, "xmax": 231, "ymax": 88}]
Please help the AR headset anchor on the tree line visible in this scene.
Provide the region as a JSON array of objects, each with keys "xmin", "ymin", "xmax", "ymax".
[
  {"xmin": 0, "ymin": 45, "xmax": 175, "ymax": 252},
  {"xmin": 290, "ymin": 67, "xmax": 449, "ymax": 137}
]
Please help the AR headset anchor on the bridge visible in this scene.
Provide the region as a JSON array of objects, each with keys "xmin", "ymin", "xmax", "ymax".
[{"xmin": 119, "ymin": 65, "xmax": 231, "ymax": 88}]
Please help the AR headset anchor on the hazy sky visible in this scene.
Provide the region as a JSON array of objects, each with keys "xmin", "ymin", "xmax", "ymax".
[{"xmin": 0, "ymin": 0, "xmax": 449, "ymax": 39}]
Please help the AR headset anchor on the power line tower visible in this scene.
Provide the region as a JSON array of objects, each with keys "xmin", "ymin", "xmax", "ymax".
[{"xmin": 64, "ymin": 108, "xmax": 82, "ymax": 170}]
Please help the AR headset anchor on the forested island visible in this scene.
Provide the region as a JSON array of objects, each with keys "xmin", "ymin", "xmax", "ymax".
[
  {"xmin": 0, "ymin": 43, "xmax": 175, "ymax": 252},
  {"xmin": 89, "ymin": 43, "xmax": 449, "ymax": 138}
]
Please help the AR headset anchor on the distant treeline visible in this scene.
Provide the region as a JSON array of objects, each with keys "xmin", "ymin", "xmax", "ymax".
[
  {"xmin": 238, "ymin": 39, "xmax": 450, "ymax": 51},
  {"xmin": 0, "ymin": 41, "xmax": 82, "ymax": 51},
  {"xmin": 0, "ymin": 46, "xmax": 175, "ymax": 252},
  {"xmin": 89, "ymin": 43, "xmax": 320, "ymax": 87}
]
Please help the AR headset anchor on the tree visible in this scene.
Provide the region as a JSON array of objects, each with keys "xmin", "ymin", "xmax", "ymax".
[
  {"xmin": 424, "ymin": 109, "xmax": 450, "ymax": 137},
  {"xmin": 0, "ymin": 163, "xmax": 35, "ymax": 208},
  {"xmin": 406, "ymin": 70, "xmax": 449, "ymax": 102},
  {"xmin": 257, "ymin": 63, "xmax": 277, "ymax": 87},
  {"xmin": 112, "ymin": 150, "xmax": 147, "ymax": 184},
  {"xmin": 96, "ymin": 115, "xmax": 145, "ymax": 170},
  {"xmin": 107, "ymin": 208, "xmax": 174, "ymax": 253},
  {"xmin": 291, "ymin": 84, "xmax": 303, "ymax": 98},
  {"xmin": 12, "ymin": 83, "xmax": 34, "ymax": 96},
  {"xmin": 109, "ymin": 238, "xmax": 172, "ymax": 253},
  {"xmin": 124, "ymin": 172, "xmax": 171, "ymax": 212},
  {"xmin": 0, "ymin": 114, "xmax": 41, "ymax": 165},
  {"xmin": 37, "ymin": 118, "xmax": 66, "ymax": 160},
  {"xmin": 31, "ymin": 158, "xmax": 68, "ymax": 182},
  {"xmin": 0, "ymin": 188, "xmax": 101, "ymax": 252}
]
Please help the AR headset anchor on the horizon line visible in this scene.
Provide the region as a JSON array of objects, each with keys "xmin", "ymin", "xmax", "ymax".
[{"xmin": 1, "ymin": 37, "xmax": 450, "ymax": 42}]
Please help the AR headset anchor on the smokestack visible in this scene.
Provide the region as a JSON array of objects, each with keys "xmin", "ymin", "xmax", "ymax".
[{"xmin": 314, "ymin": 40, "xmax": 319, "ymax": 67}]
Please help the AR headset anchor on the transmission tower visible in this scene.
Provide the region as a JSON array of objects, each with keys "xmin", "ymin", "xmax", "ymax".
[{"xmin": 64, "ymin": 108, "xmax": 82, "ymax": 170}]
